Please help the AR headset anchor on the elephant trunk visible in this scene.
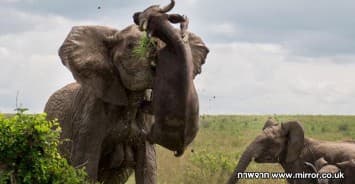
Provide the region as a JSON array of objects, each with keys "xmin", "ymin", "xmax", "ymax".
[{"xmin": 227, "ymin": 140, "xmax": 261, "ymax": 184}]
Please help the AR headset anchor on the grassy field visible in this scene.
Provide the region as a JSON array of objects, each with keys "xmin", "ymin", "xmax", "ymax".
[
  {"xmin": 6, "ymin": 113, "xmax": 353, "ymax": 183},
  {"xmin": 126, "ymin": 115, "xmax": 355, "ymax": 184}
]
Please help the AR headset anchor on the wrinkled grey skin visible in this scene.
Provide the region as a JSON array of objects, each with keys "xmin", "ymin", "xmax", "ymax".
[
  {"xmin": 45, "ymin": 82, "xmax": 155, "ymax": 184},
  {"xmin": 336, "ymin": 159, "xmax": 355, "ymax": 184},
  {"xmin": 44, "ymin": 5, "xmax": 208, "ymax": 183},
  {"xmin": 305, "ymin": 157, "xmax": 342, "ymax": 184},
  {"xmin": 227, "ymin": 119, "xmax": 355, "ymax": 184}
]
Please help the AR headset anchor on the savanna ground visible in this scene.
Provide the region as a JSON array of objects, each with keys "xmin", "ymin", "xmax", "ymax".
[{"xmin": 127, "ymin": 115, "xmax": 355, "ymax": 184}]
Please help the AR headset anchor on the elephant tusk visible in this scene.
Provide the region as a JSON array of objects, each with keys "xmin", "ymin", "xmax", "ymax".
[
  {"xmin": 182, "ymin": 32, "xmax": 189, "ymax": 43},
  {"xmin": 150, "ymin": 60, "xmax": 156, "ymax": 67},
  {"xmin": 147, "ymin": 30, "xmax": 153, "ymax": 38},
  {"xmin": 139, "ymin": 19, "xmax": 148, "ymax": 31},
  {"xmin": 144, "ymin": 89, "xmax": 153, "ymax": 102},
  {"xmin": 143, "ymin": 21, "xmax": 148, "ymax": 31}
]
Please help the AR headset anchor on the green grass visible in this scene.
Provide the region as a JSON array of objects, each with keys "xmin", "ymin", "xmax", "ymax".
[
  {"xmin": 151, "ymin": 115, "xmax": 355, "ymax": 184},
  {"xmin": 2, "ymin": 114, "xmax": 15, "ymax": 118}
]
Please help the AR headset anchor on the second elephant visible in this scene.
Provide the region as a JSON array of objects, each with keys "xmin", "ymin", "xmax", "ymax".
[{"xmin": 227, "ymin": 119, "xmax": 355, "ymax": 184}]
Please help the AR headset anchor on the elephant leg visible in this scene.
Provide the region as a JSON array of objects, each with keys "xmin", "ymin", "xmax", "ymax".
[
  {"xmin": 109, "ymin": 144, "xmax": 124, "ymax": 169},
  {"xmin": 135, "ymin": 141, "xmax": 157, "ymax": 184},
  {"xmin": 71, "ymin": 108, "xmax": 107, "ymax": 180},
  {"xmin": 72, "ymin": 127, "xmax": 105, "ymax": 180},
  {"xmin": 112, "ymin": 168, "xmax": 134, "ymax": 184},
  {"xmin": 99, "ymin": 167, "xmax": 134, "ymax": 184}
]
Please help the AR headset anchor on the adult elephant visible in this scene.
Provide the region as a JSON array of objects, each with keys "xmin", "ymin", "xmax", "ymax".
[{"xmin": 44, "ymin": 1, "xmax": 209, "ymax": 183}]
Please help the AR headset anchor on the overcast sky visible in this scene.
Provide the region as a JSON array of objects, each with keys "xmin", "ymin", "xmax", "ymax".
[{"xmin": 1, "ymin": 0, "xmax": 355, "ymax": 114}]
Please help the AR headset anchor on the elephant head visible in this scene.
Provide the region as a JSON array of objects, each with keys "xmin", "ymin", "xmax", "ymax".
[
  {"xmin": 132, "ymin": 0, "xmax": 209, "ymax": 156},
  {"xmin": 58, "ymin": 0, "xmax": 208, "ymax": 156},
  {"xmin": 227, "ymin": 118, "xmax": 304, "ymax": 184},
  {"xmin": 59, "ymin": 25, "xmax": 154, "ymax": 106},
  {"xmin": 59, "ymin": 20, "xmax": 207, "ymax": 106}
]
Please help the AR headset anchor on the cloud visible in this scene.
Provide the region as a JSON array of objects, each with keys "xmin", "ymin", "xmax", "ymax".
[
  {"xmin": 1, "ymin": 0, "xmax": 33, "ymax": 3},
  {"xmin": 0, "ymin": 11, "xmax": 84, "ymax": 113},
  {"xmin": 182, "ymin": 0, "xmax": 355, "ymax": 57},
  {"xmin": 196, "ymin": 42, "xmax": 355, "ymax": 114},
  {"xmin": 5, "ymin": 0, "xmax": 355, "ymax": 58},
  {"xmin": 1, "ymin": 0, "xmax": 355, "ymax": 114},
  {"xmin": 0, "ymin": 7, "xmax": 142, "ymax": 113}
]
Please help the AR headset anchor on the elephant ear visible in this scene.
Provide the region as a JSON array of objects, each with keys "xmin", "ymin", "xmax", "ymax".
[
  {"xmin": 188, "ymin": 32, "xmax": 209, "ymax": 77},
  {"xmin": 59, "ymin": 26, "xmax": 128, "ymax": 106},
  {"xmin": 156, "ymin": 30, "xmax": 209, "ymax": 77},
  {"xmin": 281, "ymin": 121, "xmax": 304, "ymax": 163}
]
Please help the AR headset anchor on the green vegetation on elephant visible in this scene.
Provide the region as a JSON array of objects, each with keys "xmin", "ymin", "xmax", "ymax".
[
  {"xmin": 132, "ymin": 33, "xmax": 157, "ymax": 60},
  {"xmin": 0, "ymin": 112, "xmax": 88, "ymax": 184}
]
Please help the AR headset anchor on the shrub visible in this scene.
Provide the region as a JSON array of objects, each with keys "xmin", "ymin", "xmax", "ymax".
[{"xmin": 0, "ymin": 111, "xmax": 88, "ymax": 184}]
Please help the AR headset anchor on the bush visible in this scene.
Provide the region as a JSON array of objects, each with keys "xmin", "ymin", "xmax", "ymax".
[{"xmin": 0, "ymin": 111, "xmax": 88, "ymax": 184}]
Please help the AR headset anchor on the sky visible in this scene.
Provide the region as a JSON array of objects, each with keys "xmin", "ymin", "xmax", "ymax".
[{"xmin": 1, "ymin": 0, "xmax": 355, "ymax": 114}]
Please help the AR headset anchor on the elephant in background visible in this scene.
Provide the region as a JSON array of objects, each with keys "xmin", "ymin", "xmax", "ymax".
[
  {"xmin": 305, "ymin": 157, "xmax": 342, "ymax": 184},
  {"xmin": 44, "ymin": 0, "xmax": 209, "ymax": 183},
  {"xmin": 227, "ymin": 118, "xmax": 355, "ymax": 184}
]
